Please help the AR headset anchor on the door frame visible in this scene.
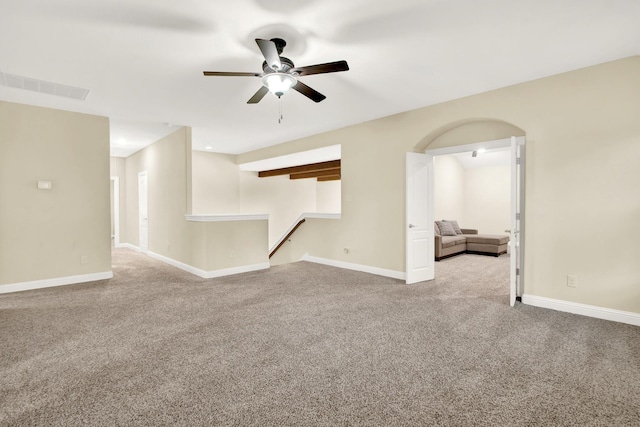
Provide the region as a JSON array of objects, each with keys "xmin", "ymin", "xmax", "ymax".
[
  {"xmin": 110, "ymin": 176, "xmax": 120, "ymax": 247},
  {"xmin": 138, "ymin": 171, "xmax": 148, "ymax": 253},
  {"xmin": 418, "ymin": 136, "xmax": 526, "ymax": 301}
]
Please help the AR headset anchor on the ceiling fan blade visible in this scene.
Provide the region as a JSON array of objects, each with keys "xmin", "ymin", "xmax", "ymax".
[
  {"xmin": 247, "ymin": 86, "xmax": 269, "ymax": 104},
  {"xmin": 203, "ymin": 71, "xmax": 262, "ymax": 77},
  {"xmin": 255, "ymin": 38, "xmax": 282, "ymax": 71},
  {"xmin": 292, "ymin": 60, "xmax": 349, "ymax": 77},
  {"xmin": 292, "ymin": 81, "xmax": 326, "ymax": 103}
]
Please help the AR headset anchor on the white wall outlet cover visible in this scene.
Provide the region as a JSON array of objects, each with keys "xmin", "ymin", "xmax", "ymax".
[{"xmin": 37, "ymin": 181, "xmax": 52, "ymax": 190}]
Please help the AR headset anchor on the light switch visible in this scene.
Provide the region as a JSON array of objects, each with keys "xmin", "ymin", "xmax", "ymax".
[{"xmin": 37, "ymin": 181, "xmax": 52, "ymax": 190}]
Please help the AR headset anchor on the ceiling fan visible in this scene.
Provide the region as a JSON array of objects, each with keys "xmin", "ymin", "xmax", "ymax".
[{"xmin": 203, "ymin": 38, "xmax": 349, "ymax": 104}]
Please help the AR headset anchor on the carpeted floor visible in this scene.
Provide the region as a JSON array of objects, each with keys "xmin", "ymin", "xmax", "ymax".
[{"xmin": 1, "ymin": 249, "xmax": 639, "ymax": 426}]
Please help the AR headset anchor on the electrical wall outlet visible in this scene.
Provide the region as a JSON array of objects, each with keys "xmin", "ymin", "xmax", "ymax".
[
  {"xmin": 37, "ymin": 181, "xmax": 52, "ymax": 190},
  {"xmin": 80, "ymin": 255, "xmax": 89, "ymax": 265},
  {"xmin": 567, "ymin": 275, "xmax": 577, "ymax": 288}
]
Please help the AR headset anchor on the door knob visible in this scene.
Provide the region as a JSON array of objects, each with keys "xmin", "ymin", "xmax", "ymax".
[{"xmin": 409, "ymin": 224, "xmax": 417, "ymax": 228}]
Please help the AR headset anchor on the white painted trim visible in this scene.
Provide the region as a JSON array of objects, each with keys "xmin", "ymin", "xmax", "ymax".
[
  {"xmin": 425, "ymin": 136, "xmax": 525, "ymax": 157},
  {"xmin": 117, "ymin": 243, "xmax": 139, "ymax": 251},
  {"xmin": 185, "ymin": 214, "xmax": 269, "ymax": 222},
  {"xmin": 302, "ymin": 213, "xmax": 341, "ymax": 220},
  {"xmin": 270, "ymin": 213, "xmax": 341, "ymax": 253},
  {"xmin": 302, "ymin": 254, "xmax": 406, "ymax": 281},
  {"xmin": 522, "ymin": 294, "xmax": 640, "ymax": 327},
  {"xmin": 148, "ymin": 251, "xmax": 269, "ymax": 279},
  {"xmin": 0, "ymin": 271, "xmax": 113, "ymax": 294},
  {"xmin": 110, "ymin": 176, "xmax": 120, "ymax": 246},
  {"xmin": 138, "ymin": 171, "xmax": 148, "ymax": 254}
]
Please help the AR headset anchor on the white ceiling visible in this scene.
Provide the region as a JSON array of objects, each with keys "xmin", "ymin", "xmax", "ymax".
[
  {"xmin": 239, "ymin": 145, "xmax": 340, "ymax": 171},
  {"xmin": 1, "ymin": 0, "xmax": 639, "ymax": 158}
]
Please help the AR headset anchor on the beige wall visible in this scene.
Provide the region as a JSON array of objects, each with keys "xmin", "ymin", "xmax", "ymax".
[
  {"xmin": 316, "ymin": 181, "xmax": 341, "ymax": 213},
  {"xmin": 434, "ymin": 155, "xmax": 466, "ymax": 225},
  {"xmin": 239, "ymin": 172, "xmax": 317, "ymax": 247},
  {"xmin": 237, "ymin": 56, "xmax": 640, "ymax": 314},
  {"xmin": 187, "ymin": 220, "xmax": 268, "ymax": 271},
  {"xmin": 110, "ymin": 156, "xmax": 126, "ymax": 242},
  {"xmin": 434, "ymin": 155, "xmax": 510, "ymax": 235},
  {"xmin": 191, "ymin": 150, "xmax": 341, "ymax": 248},
  {"xmin": 0, "ymin": 101, "xmax": 111, "ymax": 286},
  {"xmin": 123, "ymin": 128, "xmax": 192, "ymax": 258},
  {"xmin": 191, "ymin": 151, "xmax": 240, "ymax": 214},
  {"xmin": 121, "ymin": 128, "xmax": 268, "ymax": 271},
  {"xmin": 464, "ymin": 165, "xmax": 510, "ymax": 235},
  {"xmin": 192, "ymin": 151, "xmax": 341, "ymax": 246}
]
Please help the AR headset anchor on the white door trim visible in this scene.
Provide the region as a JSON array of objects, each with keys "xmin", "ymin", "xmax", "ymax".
[
  {"xmin": 509, "ymin": 137, "xmax": 518, "ymax": 306},
  {"xmin": 138, "ymin": 171, "xmax": 148, "ymax": 254},
  {"xmin": 110, "ymin": 176, "xmax": 120, "ymax": 247},
  {"xmin": 111, "ymin": 176, "xmax": 120, "ymax": 247}
]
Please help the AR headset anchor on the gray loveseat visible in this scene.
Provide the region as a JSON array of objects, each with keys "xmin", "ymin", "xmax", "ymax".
[{"xmin": 434, "ymin": 220, "xmax": 509, "ymax": 261}]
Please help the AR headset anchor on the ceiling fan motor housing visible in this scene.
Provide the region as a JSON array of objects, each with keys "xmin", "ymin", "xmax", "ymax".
[
  {"xmin": 262, "ymin": 57, "xmax": 295, "ymax": 74},
  {"xmin": 271, "ymin": 38, "xmax": 287, "ymax": 55}
]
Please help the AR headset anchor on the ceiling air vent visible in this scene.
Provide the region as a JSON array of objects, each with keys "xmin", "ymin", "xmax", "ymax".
[{"xmin": 0, "ymin": 71, "xmax": 90, "ymax": 100}]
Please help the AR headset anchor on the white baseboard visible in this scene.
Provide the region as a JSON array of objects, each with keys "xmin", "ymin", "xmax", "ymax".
[
  {"xmin": 521, "ymin": 294, "xmax": 640, "ymax": 327},
  {"xmin": 0, "ymin": 271, "xmax": 114, "ymax": 294},
  {"xmin": 148, "ymin": 251, "xmax": 269, "ymax": 279},
  {"xmin": 301, "ymin": 254, "xmax": 406, "ymax": 281}
]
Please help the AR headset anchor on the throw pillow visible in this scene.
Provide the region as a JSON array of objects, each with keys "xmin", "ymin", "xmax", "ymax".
[
  {"xmin": 446, "ymin": 219, "xmax": 463, "ymax": 235},
  {"xmin": 434, "ymin": 222, "xmax": 441, "ymax": 236},
  {"xmin": 436, "ymin": 220, "xmax": 457, "ymax": 236}
]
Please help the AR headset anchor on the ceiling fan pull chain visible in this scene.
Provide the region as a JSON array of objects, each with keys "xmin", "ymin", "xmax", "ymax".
[{"xmin": 278, "ymin": 97, "xmax": 283, "ymax": 124}]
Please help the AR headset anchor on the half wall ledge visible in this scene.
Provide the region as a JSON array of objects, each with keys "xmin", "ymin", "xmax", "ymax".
[{"xmin": 185, "ymin": 214, "xmax": 269, "ymax": 222}]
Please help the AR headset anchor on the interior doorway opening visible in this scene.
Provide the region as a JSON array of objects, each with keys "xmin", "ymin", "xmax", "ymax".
[
  {"xmin": 433, "ymin": 146, "xmax": 512, "ymax": 299},
  {"xmin": 406, "ymin": 136, "xmax": 525, "ymax": 306}
]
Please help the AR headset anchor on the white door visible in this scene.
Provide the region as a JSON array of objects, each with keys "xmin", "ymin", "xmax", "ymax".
[
  {"xmin": 138, "ymin": 171, "xmax": 148, "ymax": 253},
  {"xmin": 406, "ymin": 152, "xmax": 435, "ymax": 284},
  {"xmin": 509, "ymin": 137, "xmax": 525, "ymax": 306}
]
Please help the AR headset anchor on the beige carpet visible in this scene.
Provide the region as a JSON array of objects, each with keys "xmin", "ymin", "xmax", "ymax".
[{"xmin": 1, "ymin": 249, "xmax": 639, "ymax": 426}]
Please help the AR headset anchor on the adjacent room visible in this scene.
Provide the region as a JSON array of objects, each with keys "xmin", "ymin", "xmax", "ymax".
[{"xmin": 433, "ymin": 146, "xmax": 512, "ymax": 293}]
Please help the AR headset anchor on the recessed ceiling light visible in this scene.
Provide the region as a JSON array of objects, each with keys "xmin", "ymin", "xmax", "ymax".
[
  {"xmin": 205, "ymin": 146, "xmax": 213, "ymax": 150},
  {"xmin": 477, "ymin": 148, "xmax": 486, "ymax": 154}
]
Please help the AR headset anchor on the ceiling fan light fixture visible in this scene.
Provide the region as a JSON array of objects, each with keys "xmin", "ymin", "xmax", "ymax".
[{"xmin": 261, "ymin": 73, "xmax": 297, "ymax": 97}]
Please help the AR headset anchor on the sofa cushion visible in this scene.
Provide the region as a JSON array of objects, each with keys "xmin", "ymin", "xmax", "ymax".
[
  {"xmin": 465, "ymin": 234, "xmax": 510, "ymax": 245},
  {"xmin": 441, "ymin": 235, "xmax": 466, "ymax": 248},
  {"xmin": 445, "ymin": 219, "xmax": 463, "ymax": 235},
  {"xmin": 436, "ymin": 220, "xmax": 457, "ymax": 236}
]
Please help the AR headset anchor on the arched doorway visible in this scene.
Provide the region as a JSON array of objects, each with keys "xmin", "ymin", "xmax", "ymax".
[{"xmin": 407, "ymin": 119, "xmax": 525, "ymax": 306}]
